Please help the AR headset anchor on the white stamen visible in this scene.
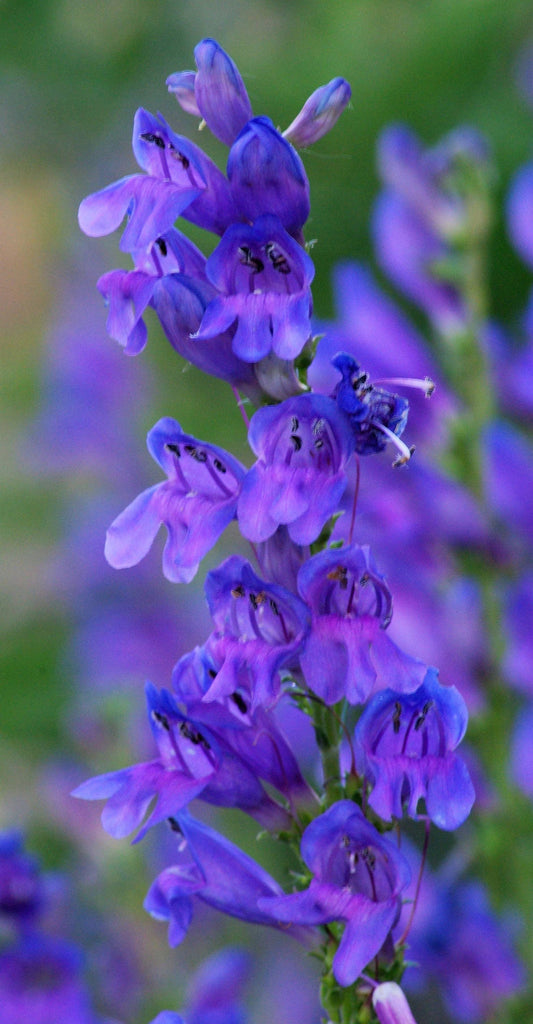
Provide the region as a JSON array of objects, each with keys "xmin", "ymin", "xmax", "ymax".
[
  {"xmin": 371, "ymin": 376, "xmax": 436, "ymax": 397},
  {"xmin": 374, "ymin": 422, "xmax": 415, "ymax": 466}
]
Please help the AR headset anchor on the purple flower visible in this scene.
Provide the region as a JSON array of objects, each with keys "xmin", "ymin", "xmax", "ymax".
[
  {"xmin": 73, "ymin": 680, "xmax": 289, "ymax": 838},
  {"xmin": 308, "ymin": 261, "xmax": 453, "ymax": 444},
  {"xmin": 150, "ymin": 1014, "xmax": 185, "ymax": 1024},
  {"xmin": 258, "ymin": 801, "xmax": 410, "ymax": 986},
  {"xmin": 238, "ymin": 393, "xmax": 354, "ymax": 544},
  {"xmin": 71, "ymin": 683, "xmax": 216, "ymax": 840},
  {"xmin": 501, "ymin": 572, "xmax": 533, "ymax": 697},
  {"xmin": 194, "ymin": 214, "xmax": 315, "ymax": 363},
  {"xmin": 283, "ymin": 77, "xmax": 352, "ymax": 148},
  {"xmin": 150, "ymin": 273, "xmax": 259, "ymax": 391},
  {"xmin": 482, "ymin": 420, "xmax": 533, "ymax": 545},
  {"xmin": 183, "ymin": 947, "xmax": 250, "ymax": 1024},
  {"xmin": 104, "ymin": 417, "xmax": 246, "ymax": 583},
  {"xmin": 172, "ymin": 646, "xmax": 312, "ymax": 808},
  {"xmin": 228, "ymin": 117, "xmax": 310, "ymax": 238},
  {"xmin": 332, "ymin": 353, "xmax": 414, "ymax": 464},
  {"xmin": 372, "ymin": 192, "xmax": 467, "ymax": 334},
  {"xmin": 398, "ymin": 847, "xmax": 525, "ymax": 1023},
  {"xmin": 132, "ymin": 108, "xmax": 238, "ymax": 236},
  {"xmin": 0, "ymin": 935, "xmax": 101, "ymax": 1024},
  {"xmin": 354, "ymin": 668, "xmax": 475, "ymax": 829},
  {"xmin": 191, "ymin": 38, "xmax": 253, "ymax": 146},
  {"xmin": 202, "ymin": 556, "xmax": 310, "ymax": 709},
  {"xmin": 96, "ymin": 228, "xmax": 206, "ymax": 356},
  {"xmin": 144, "ymin": 813, "xmax": 303, "ymax": 946},
  {"xmin": 297, "ymin": 545, "xmax": 426, "ymax": 705},
  {"xmin": 78, "ymin": 172, "xmax": 201, "ymax": 254},
  {"xmin": 0, "ymin": 832, "xmax": 43, "ymax": 927}
]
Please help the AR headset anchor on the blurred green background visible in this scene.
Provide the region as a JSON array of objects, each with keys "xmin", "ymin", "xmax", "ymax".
[{"xmin": 2, "ymin": 0, "xmax": 533, "ymax": 1021}]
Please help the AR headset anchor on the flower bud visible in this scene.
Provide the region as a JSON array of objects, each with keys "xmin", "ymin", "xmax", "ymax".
[
  {"xmin": 372, "ymin": 982, "xmax": 418, "ymax": 1024},
  {"xmin": 283, "ymin": 77, "xmax": 351, "ymax": 147}
]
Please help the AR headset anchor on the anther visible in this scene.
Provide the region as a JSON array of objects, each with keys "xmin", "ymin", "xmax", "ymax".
[
  {"xmin": 238, "ymin": 245, "xmax": 264, "ymax": 274},
  {"xmin": 152, "ymin": 710, "xmax": 170, "ymax": 730},
  {"xmin": 184, "ymin": 444, "xmax": 208, "ymax": 463},
  {"xmin": 213, "ymin": 458, "xmax": 227, "ymax": 473},
  {"xmin": 392, "ymin": 701, "xmax": 402, "ymax": 734},
  {"xmin": 169, "ymin": 148, "xmax": 190, "ymax": 169},
  {"xmin": 156, "ymin": 237, "xmax": 168, "ymax": 256},
  {"xmin": 231, "ymin": 692, "xmax": 248, "ymax": 714},
  {"xmin": 179, "ymin": 721, "xmax": 211, "ymax": 749},
  {"xmin": 165, "ymin": 443, "xmax": 180, "ymax": 456},
  {"xmin": 231, "ymin": 585, "xmax": 245, "ymax": 598},
  {"xmin": 265, "ymin": 242, "xmax": 290, "ymax": 274},
  {"xmin": 140, "ymin": 131, "xmax": 165, "ymax": 148},
  {"xmin": 414, "ymin": 699, "xmax": 434, "ymax": 731},
  {"xmin": 290, "ymin": 434, "xmax": 302, "ymax": 451}
]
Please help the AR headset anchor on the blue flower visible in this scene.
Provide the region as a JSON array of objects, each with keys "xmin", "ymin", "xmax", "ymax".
[
  {"xmin": 201, "ymin": 555, "xmax": 310, "ymax": 710},
  {"xmin": 104, "ymin": 417, "xmax": 246, "ymax": 583},
  {"xmin": 258, "ymin": 801, "xmax": 410, "ymax": 986},
  {"xmin": 238, "ymin": 393, "xmax": 354, "ymax": 544},
  {"xmin": 172, "ymin": 646, "xmax": 312, "ymax": 809},
  {"xmin": 0, "ymin": 832, "xmax": 42, "ymax": 926},
  {"xmin": 0, "ymin": 934, "xmax": 101, "ymax": 1024},
  {"xmin": 354, "ymin": 668, "xmax": 475, "ymax": 829},
  {"xmin": 72, "ymin": 682, "xmax": 286, "ymax": 838},
  {"xmin": 194, "ymin": 214, "xmax": 315, "ymax": 363},
  {"xmin": 144, "ymin": 813, "xmax": 306, "ymax": 946},
  {"xmin": 332, "ymin": 353, "xmax": 414, "ymax": 464},
  {"xmin": 228, "ymin": 117, "xmax": 310, "ymax": 238},
  {"xmin": 78, "ymin": 171, "xmax": 201, "ymax": 254},
  {"xmin": 297, "ymin": 544, "xmax": 426, "ymax": 705},
  {"xmin": 96, "ymin": 227, "xmax": 206, "ymax": 355}
]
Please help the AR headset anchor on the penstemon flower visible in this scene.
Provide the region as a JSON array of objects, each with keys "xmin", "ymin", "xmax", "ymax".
[{"xmin": 73, "ymin": 34, "xmax": 528, "ymax": 1024}]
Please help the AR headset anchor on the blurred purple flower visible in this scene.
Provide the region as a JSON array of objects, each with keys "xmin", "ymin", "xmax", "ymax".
[{"xmin": 510, "ymin": 703, "xmax": 533, "ymax": 798}]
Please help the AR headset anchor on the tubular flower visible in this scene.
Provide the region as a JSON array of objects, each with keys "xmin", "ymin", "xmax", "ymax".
[
  {"xmin": 228, "ymin": 117, "xmax": 311, "ymax": 238},
  {"xmin": 104, "ymin": 417, "xmax": 246, "ymax": 583},
  {"xmin": 172, "ymin": 646, "xmax": 313, "ymax": 807},
  {"xmin": 238, "ymin": 393, "xmax": 354, "ymax": 544},
  {"xmin": 194, "ymin": 214, "xmax": 315, "ymax": 363},
  {"xmin": 202, "ymin": 555, "xmax": 311, "ymax": 710},
  {"xmin": 354, "ymin": 667, "xmax": 475, "ymax": 829},
  {"xmin": 297, "ymin": 545, "xmax": 427, "ymax": 705},
  {"xmin": 258, "ymin": 801, "xmax": 410, "ymax": 987},
  {"xmin": 96, "ymin": 227, "xmax": 207, "ymax": 356},
  {"xmin": 72, "ymin": 682, "xmax": 286, "ymax": 839},
  {"xmin": 144, "ymin": 813, "xmax": 306, "ymax": 946},
  {"xmin": 332, "ymin": 353, "xmax": 414, "ymax": 464}
]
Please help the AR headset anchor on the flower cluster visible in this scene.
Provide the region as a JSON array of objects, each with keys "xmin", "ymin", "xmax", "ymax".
[{"xmin": 73, "ymin": 36, "xmax": 528, "ymax": 1024}]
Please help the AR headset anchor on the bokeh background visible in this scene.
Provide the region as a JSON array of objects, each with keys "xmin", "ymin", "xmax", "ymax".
[{"xmin": 2, "ymin": 1, "xmax": 533, "ymax": 1021}]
